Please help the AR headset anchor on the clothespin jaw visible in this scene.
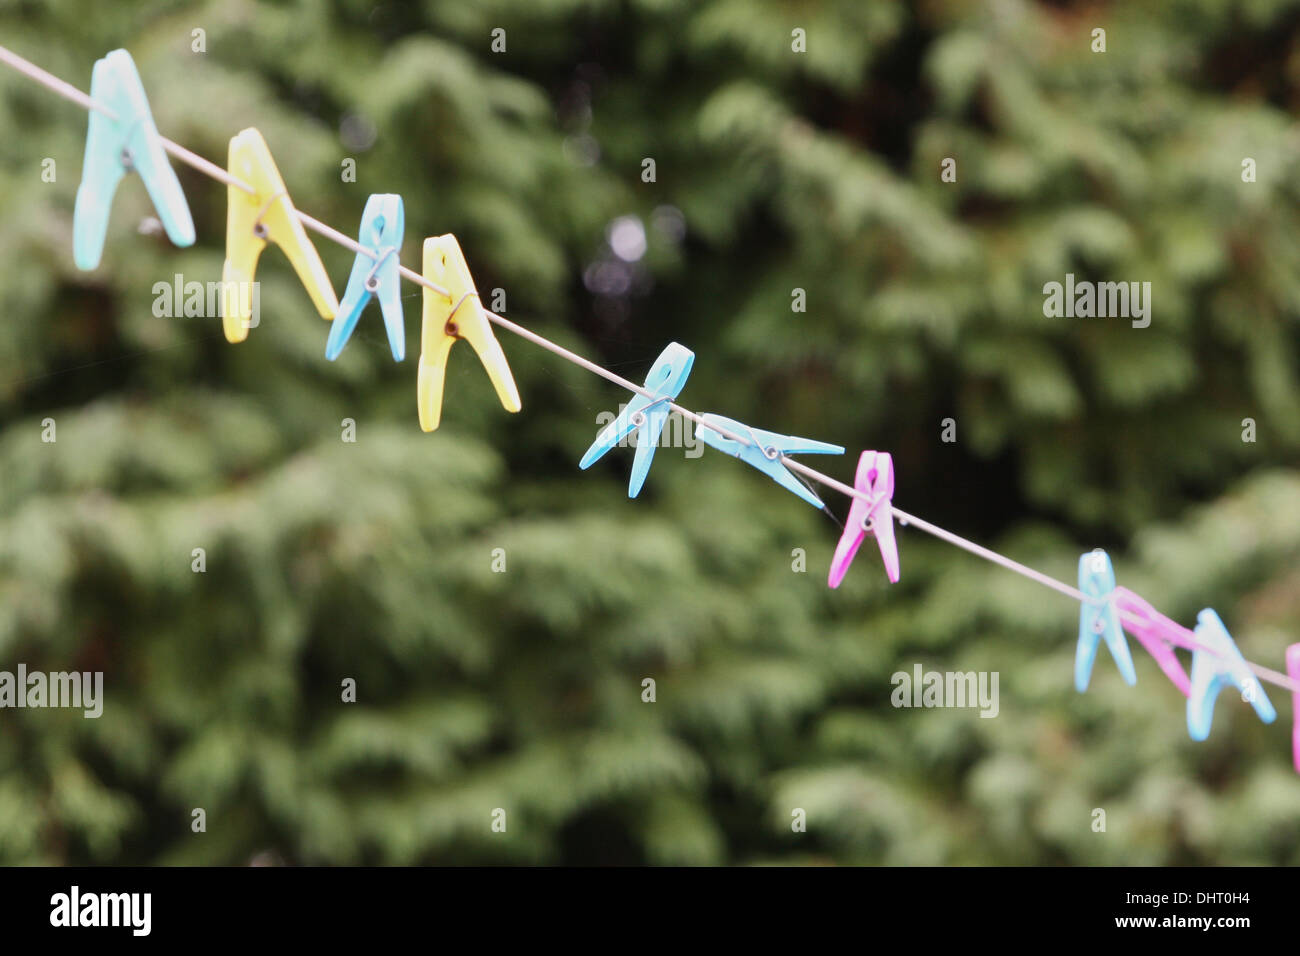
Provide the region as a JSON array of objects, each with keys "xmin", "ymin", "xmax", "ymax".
[
  {"xmin": 1111, "ymin": 587, "xmax": 1192, "ymax": 696},
  {"xmin": 1285, "ymin": 643, "xmax": 1299, "ymax": 773},
  {"xmin": 221, "ymin": 128, "xmax": 338, "ymax": 343},
  {"xmin": 73, "ymin": 49, "xmax": 194, "ymax": 270},
  {"xmin": 579, "ymin": 343, "xmax": 695, "ymax": 497},
  {"xmin": 1187, "ymin": 609, "xmax": 1276, "ymax": 741},
  {"xmin": 417, "ymin": 235, "xmax": 521, "ymax": 432},
  {"xmin": 694, "ymin": 414, "xmax": 843, "ymax": 509},
  {"xmin": 827, "ymin": 450, "xmax": 899, "ymax": 587},
  {"xmin": 1075, "ymin": 550, "xmax": 1137, "ymax": 692},
  {"xmin": 326, "ymin": 193, "xmax": 406, "ymax": 362}
]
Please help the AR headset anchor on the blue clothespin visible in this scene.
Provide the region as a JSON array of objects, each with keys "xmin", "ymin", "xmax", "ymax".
[
  {"xmin": 326, "ymin": 194, "xmax": 406, "ymax": 361},
  {"xmin": 73, "ymin": 49, "xmax": 195, "ymax": 270},
  {"xmin": 1075, "ymin": 549, "xmax": 1137, "ymax": 691},
  {"xmin": 1187, "ymin": 609, "xmax": 1275, "ymax": 741},
  {"xmin": 695, "ymin": 414, "xmax": 843, "ymax": 508},
  {"xmin": 580, "ymin": 343, "xmax": 695, "ymax": 497}
]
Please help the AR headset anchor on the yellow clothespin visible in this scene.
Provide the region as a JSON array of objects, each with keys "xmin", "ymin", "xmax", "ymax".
[
  {"xmin": 221, "ymin": 128, "xmax": 338, "ymax": 343},
  {"xmin": 417, "ymin": 235, "xmax": 521, "ymax": 432}
]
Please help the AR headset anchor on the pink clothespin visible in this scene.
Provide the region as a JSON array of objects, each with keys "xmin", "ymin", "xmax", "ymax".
[
  {"xmin": 828, "ymin": 450, "xmax": 899, "ymax": 587},
  {"xmin": 1287, "ymin": 643, "xmax": 1300, "ymax": 774},
  {"xmin": 1112, "ymin": 587, "xmax": 1192, "ymax": 696}
]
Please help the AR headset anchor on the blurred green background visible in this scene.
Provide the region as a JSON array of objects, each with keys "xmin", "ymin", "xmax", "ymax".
[{"xmin": 1, "ymin": 0, "xmax": 1299, "ymax": 865}]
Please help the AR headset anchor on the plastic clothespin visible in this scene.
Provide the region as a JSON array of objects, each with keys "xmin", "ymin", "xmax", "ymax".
[
  {"xmin": 694, "ymin": 414, "xmax": 843, "ymax": 509},
  {"xmin": 579, "ymin": 343, "xmax": 695, "ymax": 497},
  {"xmin": 1286, "ymin": 643, "xmax": 1300, "ymax": 773},
  {"xmin": 221, "ymin": 128, "xmax": 338, "ymax": 343},
  {"xmin": 827, "ymin": 451, "xmax": 899, "ymax": 586},
  {"xmin": 1186, "ymin": 608, "xmax": 1275, "ymax": 741},
  {"xmin": 73, "ymin": 49, "xmax": 194, "ymax": 270},
  {"xmin": 417, "ymin": 235, "xmax": 521, "ymax": 432},
  {"xmin": 1075, "ymin": 550, "xmax": 1137, "ymax": 692},
  {"xmin": 326, "ymin": 193, "xmax": 406, "ymax": 362},
  {"xmin": 1111, "ymin": 587, "xmax": 1192, "ymax": 695}
]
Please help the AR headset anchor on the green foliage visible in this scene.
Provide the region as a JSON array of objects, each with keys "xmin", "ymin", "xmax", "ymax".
[{"xmin": 0, "ymin": 0, "xmax": 1297, "ymax": 865}]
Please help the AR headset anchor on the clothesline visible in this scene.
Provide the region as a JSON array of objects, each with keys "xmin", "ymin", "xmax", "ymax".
[{"xmin": 1, "ymin": 42, "xmax": 1296, "ymax": 695}]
